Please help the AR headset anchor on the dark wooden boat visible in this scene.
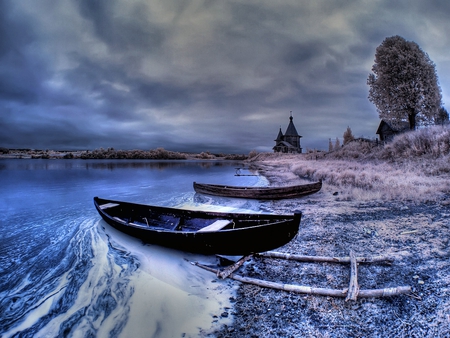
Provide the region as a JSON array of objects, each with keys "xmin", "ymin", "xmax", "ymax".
[
  {"xmin": 193, "ymin": 180, "xmax": 322, "ymax": 200},
  {"xmin": 94, "ymin": 197, "xmax": 302, "ymax": 255}
]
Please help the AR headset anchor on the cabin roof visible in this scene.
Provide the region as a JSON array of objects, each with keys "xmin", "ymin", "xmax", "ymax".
[{"xmin": 376, "ymin": 120, "xmax": 410, "ymax": 134}]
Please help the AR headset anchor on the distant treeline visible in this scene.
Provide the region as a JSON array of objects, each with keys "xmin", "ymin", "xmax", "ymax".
[
  {"xmin": 78, "ymin": 148, "xmax": 189, "ymax": 159},
  {"xmin": 0, "ymin": 147, "xmax": 248, "ymax": 160},
  {"xmin": 79, "ymin": 148, "xmax": 247, "ymax": 160}
]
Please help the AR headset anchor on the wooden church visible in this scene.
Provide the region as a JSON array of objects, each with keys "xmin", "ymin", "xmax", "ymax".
[{"xmin": 273, "ymin": 113, "xmax": 302, "ymax": 153}]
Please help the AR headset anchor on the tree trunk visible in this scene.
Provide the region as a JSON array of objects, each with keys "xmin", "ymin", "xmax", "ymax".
[{"xmin": 408, "ymin": 110, "xmax": 416, "ymax": 130}]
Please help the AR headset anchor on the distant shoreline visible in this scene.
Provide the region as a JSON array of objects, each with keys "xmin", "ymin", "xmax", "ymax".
[{"xmin": 0, "ymin": 148, "xmax": 248, "ymax": 161}]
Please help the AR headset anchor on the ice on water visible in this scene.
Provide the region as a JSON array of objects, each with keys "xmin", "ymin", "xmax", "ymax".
[{"xmin": 0, "ymin": 160, "xmax": 261, "ymax": 337}]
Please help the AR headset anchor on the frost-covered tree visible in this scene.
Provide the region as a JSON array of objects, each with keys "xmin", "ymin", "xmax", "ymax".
[
  {"xmin": 436, "ymin": 107, "xmax": 449, "ymax": 126},
  {"xmin": 328, "ymin": 138, "xmax": 333, "ymax": 152},
  {"xmin": 367, "ymin": 36, "xmax": 442, "ymax": 130},
  {"xmin": 334, "ymin": 137, "xmax": 340, "ymax": 149},
  {"xmin": 343, "ymin": 126, "xmax": 355, "ymax": 145}
]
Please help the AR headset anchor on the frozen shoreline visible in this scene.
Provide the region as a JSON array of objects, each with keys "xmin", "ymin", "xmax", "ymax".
[{"xmin": 211, "ymin": 160, "xmax": 450, "ymax": 337}]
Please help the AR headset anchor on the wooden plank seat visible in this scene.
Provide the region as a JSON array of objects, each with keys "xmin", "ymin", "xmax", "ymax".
[
  {"xmin": 129, "ymin": 222, "xmax": 148, "ymax": 228},
  {"xmin": 197, "ymin": 220, "xmax": 232, "ymax": 233},
  {"xmin": 100, "ymin": 203, "xmax": 120, "ymax": 210}
]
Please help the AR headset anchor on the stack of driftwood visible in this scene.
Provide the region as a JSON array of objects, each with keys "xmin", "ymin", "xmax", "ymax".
[{"xmin": 193, "ymin": 250, "xmax": 411, "ymax": 300}]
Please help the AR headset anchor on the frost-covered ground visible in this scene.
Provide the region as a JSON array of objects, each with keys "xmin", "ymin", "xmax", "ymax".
[
  {"xmin": 212, "ymin": 127, "xmax": 450, "ymax": 337},
  {"xmin": 212, "ymin": 164, "xmax": 450, "ymax": 337}
]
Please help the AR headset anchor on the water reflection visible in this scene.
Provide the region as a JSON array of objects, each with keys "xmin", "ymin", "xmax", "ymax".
[
  {"xmin": 0, "ymin": 159, "xmax": 242, "ymax": 172},
  {"xmin": 86, "ymin": 160, "xmax": 237, "ymax": 171},
  {"xmin": 0, "ymin": 159, "xmax": 256, "ymax": 337}
]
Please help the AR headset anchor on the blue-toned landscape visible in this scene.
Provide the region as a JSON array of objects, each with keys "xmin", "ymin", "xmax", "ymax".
[
  {"xmin": 0, "ymin": 159, "xmax": 262, "ymax": 337},
  {"xmin": 2, "ymin": 1, "xmax": 450, "ymax": 336}
]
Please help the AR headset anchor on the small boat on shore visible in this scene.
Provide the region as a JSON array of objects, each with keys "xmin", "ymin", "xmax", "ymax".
[
  {"xmin": 94, "ymin": 197, "xmax": 302, "ymax": 255},
  {"xmin": 193, "ymin": 180, "xmax": 322, "ymax": 200}
]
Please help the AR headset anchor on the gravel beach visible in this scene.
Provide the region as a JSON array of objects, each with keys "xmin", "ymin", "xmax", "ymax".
[{"xmin": 210, "ymin": 163, "xmax": 450, "ymax": 338}]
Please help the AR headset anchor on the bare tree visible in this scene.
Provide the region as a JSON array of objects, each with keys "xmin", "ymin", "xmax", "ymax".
[
  {"xmin": 343, "ymin": 126, "xmax": 355, "ymax": 145},
  {"xmin": 328, "ymin": 138, "xmax": 333, "ymax": 152},
  {"xmin": 367, "ymin": 36, "xmax": 442, "ymax": 130}
]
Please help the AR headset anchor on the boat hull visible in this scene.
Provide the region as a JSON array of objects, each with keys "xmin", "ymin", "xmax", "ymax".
[
  {"xmin": 193, "ymin": 181, "xmax": 322, "ymax": 200},
  {"xmin": 94, "ymin": 197, "xmax": 301, "ymax": 255}
]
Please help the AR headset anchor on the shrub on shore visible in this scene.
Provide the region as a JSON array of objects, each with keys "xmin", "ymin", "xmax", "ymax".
[
  {"xmin": 290, "ymin": 158, "xmax": 449, "ymax": 201},
  {"xmin": 380, "ymin": 126, "xmax": 450, "ymax": 160},
  {"xmin": 196, "ymin": 152, "xmax": 216, "ymax": 159},
  {"xmin": 194, "ymin": 152, "xmax": 248, "ymax": 160},
  {"xmin": 324, "ymin": 125, "xmax": 450, "ymax": 163}
]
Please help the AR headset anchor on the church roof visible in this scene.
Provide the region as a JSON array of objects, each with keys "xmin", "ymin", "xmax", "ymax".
[
  {"xmin": 274, "ymin": 141, "xmax": 297, "ymax": 149},
  {"xmin": 275, "ymin": 128, "xmax": 284, "ymax": 141},
  {"xmin": 285, "ymin": 116, "xmax": 299, "ymax": 136}
]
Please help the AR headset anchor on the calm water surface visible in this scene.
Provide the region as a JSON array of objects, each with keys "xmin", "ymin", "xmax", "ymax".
[{"xmin": 0, "ymin": 159, "xmax": 265, "ymax": 337}]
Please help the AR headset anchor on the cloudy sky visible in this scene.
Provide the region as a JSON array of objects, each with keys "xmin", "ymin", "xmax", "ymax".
[{"xmin": 1, "ymin": 0, "xmax": 449, "ymax": 153}]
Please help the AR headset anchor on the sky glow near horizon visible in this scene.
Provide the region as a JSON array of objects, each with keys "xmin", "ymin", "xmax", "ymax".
[{"xmin": 1, "ymin": 0, "xmax": 450, "ymax": 153}]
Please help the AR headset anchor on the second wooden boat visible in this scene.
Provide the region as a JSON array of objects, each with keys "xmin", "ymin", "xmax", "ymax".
[{"xmin": 193, "ymin": 180, "xmax": 322, "ymax": 200}]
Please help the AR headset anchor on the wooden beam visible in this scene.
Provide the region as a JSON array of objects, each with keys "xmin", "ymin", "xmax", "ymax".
[
  {"xmin": 346, "ymin": 250, "xmax": 360, "ymax": 301},
  {"xmin": 192, "ymin": 261, "xmax": 411, "ymax": 298},
  {"xmin": 217, "ymin": 255, "xmax": 253, "ymax": 279},
  {"xmin": 256, "ymin": 251, "xmax": 394, "ymax": 264}
]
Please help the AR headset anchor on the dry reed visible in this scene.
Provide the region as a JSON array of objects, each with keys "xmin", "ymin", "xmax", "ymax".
[{"xmin": 248, "ymin": 125, "xmax": 450, "ymax": 202}]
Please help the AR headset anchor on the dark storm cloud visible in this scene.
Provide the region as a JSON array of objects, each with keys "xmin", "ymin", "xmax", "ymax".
[
  {"xmin": 0, "ymin": 3, "xmax": 42, "ymax": 104},
  {"xmin": 284, "ymin": 41, "xmax": 329, "ymax": 66},
  {"xmin": 1, "ymin": 0, "xmax": 449, "ymax": 153},
  {"xmin": 76, "ymin": 0, "xmax": 166, "ymax": 53}
]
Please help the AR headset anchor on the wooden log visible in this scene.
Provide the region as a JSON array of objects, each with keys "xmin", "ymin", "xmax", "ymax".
[
  {"xmin": 192, "ymin": 261, "xmax": 411, "ymax": 298},
  {"xmin": 194, "ymin": 261, "xmax": 346, "ymax": 297},
  {"xmin": 400, "ymin": 230, "xmax": 419, "ymax": 235},
  {"xmin": 358, "ymin": 287, "xmax": 412, "ymax": 298},
  {"xmin": 217, "ymin": 255, "xmax": 253, "ymax": 279},
  {"xmin": 346, "ymin": 250, "xmax": 359, "ymax": 301},
  {"xmin": 257, "ymin": 251, "xmax": 394, "ymax": 264}
]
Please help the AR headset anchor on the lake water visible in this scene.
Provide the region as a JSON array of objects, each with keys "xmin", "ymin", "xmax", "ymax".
[{"xmin": 0, "ymin": 159, "xmax": 266, "ymax": 337}]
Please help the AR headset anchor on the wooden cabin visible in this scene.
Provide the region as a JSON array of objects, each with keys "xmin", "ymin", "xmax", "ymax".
[{"xmin": 376, "ymin": 120, "xmax": 410, "ymax": 142}]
